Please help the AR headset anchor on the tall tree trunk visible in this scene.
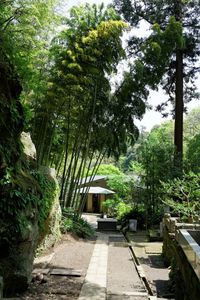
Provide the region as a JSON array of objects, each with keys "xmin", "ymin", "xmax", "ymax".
[
  {"xmin": 174, "ymin": 0, "xmax": 184, "ymax": 175},
  {"xmin": 174, "ymin": 50, "xmax": 183, "ymax": 161}
]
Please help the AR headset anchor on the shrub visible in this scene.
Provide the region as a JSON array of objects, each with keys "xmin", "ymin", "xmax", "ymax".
[
  {"xmin": 116, "ymin": 201, "xmax": 132, "ymax": 220},
  {"xmin": 102, "ymin": 199, "xmax": 118, "ymax": 217},
  {"xmin": 118, "ymin": 205, "xmax": 146, "ymax": 229},
  {"xmin": 61, "ymin": 209, "xmax": 95, "ymax": 238},
  {"xmin": 160, "ymin": 172, "xmax": 200, "ymax": 221}
]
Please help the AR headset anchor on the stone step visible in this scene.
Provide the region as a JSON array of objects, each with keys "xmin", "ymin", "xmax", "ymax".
[{"xmin": 50, "ymin": 268, "xmax": 82, "ymax": 276}]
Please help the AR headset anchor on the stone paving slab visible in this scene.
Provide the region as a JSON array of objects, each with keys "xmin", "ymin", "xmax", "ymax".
[
  {"xmin": 78, "ymin": 232, "xmax": 108, "ymax": 300},
  {"xmin": 32, "ymin": 268, "xmax": 50, "ymax": 275},
  {"xmin": 107, "ymin": 295, "xmax": 148, "ymax": 300},
  {"xmin": 107, "ymin": 291, "xmax": 148, "ymax": 297},
  {"xmin": 50, "ymin": 268, "xmax": 82, "ymax": 276},
  {"xmin": 145, "ymin": 244, "xmax": 163, "ymax": 254},
  {"xmin": 78, "ymin": 217, "xmax": 150, "ymax": 300},
  {"xmin": 127, "ymin": 232, "xmax": 171, "ymax": 299},
  {"xmin": 107, "ymin": 233, "xmax": 147, "ymax": 298}
]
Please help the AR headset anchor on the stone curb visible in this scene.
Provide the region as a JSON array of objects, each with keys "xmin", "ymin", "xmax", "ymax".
[{"xmin": 125, "ymin": 232, "xmax": 156, "ymax": 298}]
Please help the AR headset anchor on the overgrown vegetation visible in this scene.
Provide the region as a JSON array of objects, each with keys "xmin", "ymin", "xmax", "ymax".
[
  {"xmin": 161, "ymin": 172, "xmax": 200, "ymax": 222},
  {"xmin": 33, "ymin": 170, "xmax": 60, "ymax": 237},
  {"xmin": 61, "ymin": 209, "xmax": 95, "ymax": 238}
]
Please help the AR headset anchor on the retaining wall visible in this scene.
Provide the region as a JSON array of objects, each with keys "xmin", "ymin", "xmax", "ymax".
[{"xmin": 163, "ymin": 214, "xmax": 200, "ymax": 300}]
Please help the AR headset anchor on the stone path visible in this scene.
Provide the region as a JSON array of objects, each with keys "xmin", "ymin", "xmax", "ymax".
[
  {"xmin": 79, "ymin": 233, "xmax": 108, "ymax": 300},
  {"xmin": 107, "ymin": 233, "xmax": 148, "ymax": 300},
  {"xmin": 79, "ymin": 216, "xmax": 149, "ymax": 300},
  {"xmin": 7, "ymin": 215, "xmax": 171, "ymax": 300},
  {"xmin": 82, "ymin": 214, "xmax": 173, "ymax": 300},
  {"xmin": 127, "ymin": 231, "xmax": 173, "ymax": 300}
]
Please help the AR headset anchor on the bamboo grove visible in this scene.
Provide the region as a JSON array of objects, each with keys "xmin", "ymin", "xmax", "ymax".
[{"xmin": 31, "ymin": 4, "xmax": 147, "ymax": 212}]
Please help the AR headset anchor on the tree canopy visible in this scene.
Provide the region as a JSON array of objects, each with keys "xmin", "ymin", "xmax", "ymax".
[
  {"xmin": 29, "ymin": 3, "xmax": 147, "ymax": 211},
  {"xmin": 114, "ymin": 0, "xmax": 200, "ymax": 170}
]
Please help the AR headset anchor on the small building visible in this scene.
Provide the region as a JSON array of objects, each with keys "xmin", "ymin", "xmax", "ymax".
[{"xmin": 78, "ymin": 175, "xmax": 115, "ymax": 213}]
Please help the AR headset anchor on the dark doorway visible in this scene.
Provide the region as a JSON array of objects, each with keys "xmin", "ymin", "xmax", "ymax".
[
  {"xmin": 92, "ymin": 194, "xmax": 100, "ymax": 212},
  {"xmin": 83, "ymin": 200, "xmax": 87, "ymax": 212}
]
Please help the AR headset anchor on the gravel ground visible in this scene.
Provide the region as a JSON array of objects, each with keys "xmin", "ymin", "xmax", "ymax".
[
  {"xmin": 18, "ymin": 234, "xmax": 96, "ymax": 300},
  {"xmin": 5, "ymin": 217, "xmax": 172, "ymax": 300}
]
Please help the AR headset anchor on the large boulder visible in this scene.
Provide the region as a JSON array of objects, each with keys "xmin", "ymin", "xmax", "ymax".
[
  {"xmin": 0, "ymin": 131, "xmax": 61, "ymax": 297},
  {"xmin": 36, "ymin": 167, "xmax": 61, "ymax": 254},
  {"xmin": 1, "ymin": 202, "xmax": 40, "ymax": 296},
  {"xmin": 0, "ymin": 51, "xmax": 41, "ymax": 296},
  {"xmin": 0, "ymin": 133, "xmax": 40, "ymax": 296}
]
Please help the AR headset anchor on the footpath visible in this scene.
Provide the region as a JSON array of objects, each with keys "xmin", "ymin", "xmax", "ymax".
[
  {"xmin": 6, "ymin": 214, "xmax": 172, "ymax": 300},
  {"xmin": 81, "ymin": 214, "xmax": 172, "ymax": 300},
  {"xmin": 126, "ymin": 231, "xmax": 174, "ymax": 300},
  {"xmin": 79, "ymin": 231, "xmax": 148, "ymax": 300}
]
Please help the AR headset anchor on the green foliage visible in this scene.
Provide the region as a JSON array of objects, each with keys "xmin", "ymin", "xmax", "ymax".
[
  {"xmin": 107, "ymin": 174, "xmax": 133, "ymax": 200},
  {"xmin": 116, "ymin": 201, "xmax": 132, "ymax": 220},
  {"xmin": 0, "ymin": 167, "xmax": 40, "ymax": 241},
  {"xmin": 160, "ymin": 172, "xmax": 200, "ymax": 221},
  {"xmin": 186, "ymin": 134, "xmax": 200, "ymax": 173},
  {"xmin": 139, "ymin": 16, "xmax": 184, "ymax": 89},
  {"xmin": 102, "ymin": 198, "xmax": 118, "ymax": 217},
  {"xmin": 119, "ymin": 107, "xmax": 200, "ymax": 227},
  {"xmin": 95, "ymin": 164, "xmax": 122, "ymax": 175},
  {"xmin": 93, "ymin": 163, "xmax": 134, "ymax": 201},
  {"xmin": 114, "ymin": 0, "xmax": 200, "ymax": 104},
  {"xmin": 117, "ymin": 205, "xmax": 146, "ymax": 230},
  {"xmin": 0, "ymin": 166, "xmax": 59, "ymax": 243},
  {"xmin": 0, "ymin": 0, "xmax": 59, "ymax": 91},
  {"xmin": 184, "ymin": 108, "xmax": 200, "ymax": 141},
  {"xmin": 33, "ymin": 171, "xmax": 59, "ymax": 234},
  {"xmin": 32, "ymin": 3, "xmax": 127, "ymax": 169},
  {"xmin": 136, "ymin": 124, "xmax": 175, "ymax": 211},
  {"xmin": 61, "ymin": 209, "xmax": 95, "ymax": 238},
  {"xmin": 117, "ymin": 121, "xmax": 176, "ymax": 227},
  {"xmin": 114, "ymin": 0, "xmax": 200, "ymax": 166},
  {"xmin": 102, "ymin": 198, "xmax": 132, "ymax": 221},
  {"xmin": 30, "ymin": 3, "xmax": 146, "ymax": 212}
]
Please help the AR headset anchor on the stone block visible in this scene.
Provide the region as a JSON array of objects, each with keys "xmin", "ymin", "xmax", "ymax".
[{"xmin": 97, "ymin": 218, "xmax": 117, "ymax": 231}]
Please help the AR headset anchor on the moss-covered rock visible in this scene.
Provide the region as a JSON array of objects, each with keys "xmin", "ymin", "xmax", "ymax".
[
  {"xmin": 0, "ymin": 53, "xmax": 41, "ymax": 296},
  {"xmin": 0, "ymin": 47, "xmax": 61, "ymax": 296},
  {"xmin": 0, "ymin": 136, "xmax": 61, "ymax": 297},
  {"xmin": 36, "ymin": 167, "xmax": 61, "ymax": 254},
  {"xmin": 0, "ymin": 134, "xmax": 41, "ymax": 296}
]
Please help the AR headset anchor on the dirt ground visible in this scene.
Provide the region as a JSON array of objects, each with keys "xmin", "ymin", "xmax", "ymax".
[
  {"xmin": 9, "ymin": 219, "xmax": 172, "ymax": 300},
  {"xmin": 19, "ymin": 234, "xmax": 96, "ymax": 300}
]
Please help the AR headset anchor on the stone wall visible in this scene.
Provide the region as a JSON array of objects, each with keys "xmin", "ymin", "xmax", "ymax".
[{"xmin": 163, "ymin": 214, "xmax": 200, "ymax": 300}]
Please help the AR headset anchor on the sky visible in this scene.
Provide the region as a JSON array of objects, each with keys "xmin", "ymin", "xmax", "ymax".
[{"xmin": 63, "ymin": 0, "xmax": 200, "ymax": 132}]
